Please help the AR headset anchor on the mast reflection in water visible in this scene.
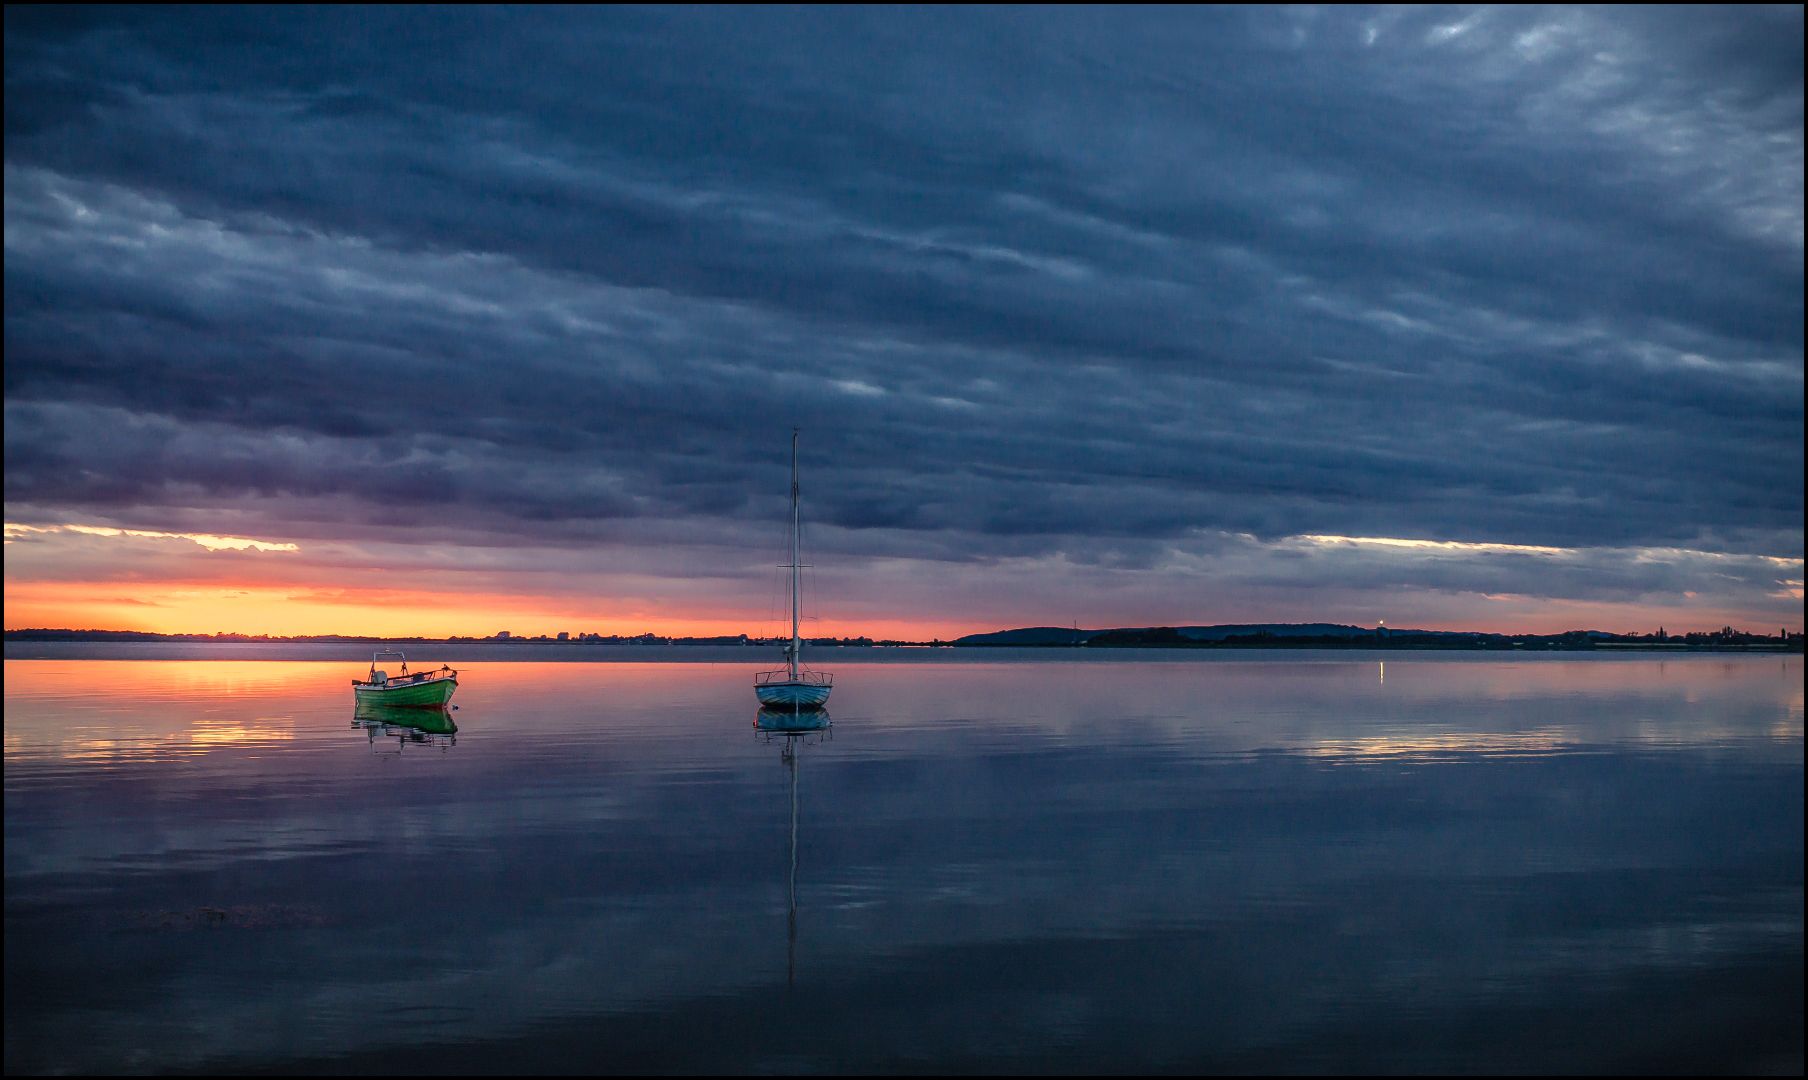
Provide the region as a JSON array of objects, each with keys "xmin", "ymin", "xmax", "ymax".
[{"xmin": 756, "ymin": 707, "xmax": 831, "ymax": 987}]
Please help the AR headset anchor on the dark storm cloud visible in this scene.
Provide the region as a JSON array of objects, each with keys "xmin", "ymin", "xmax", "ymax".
[{"xmin": 4, "ymin": 6, "xmax": 1802, "ymax": 611}]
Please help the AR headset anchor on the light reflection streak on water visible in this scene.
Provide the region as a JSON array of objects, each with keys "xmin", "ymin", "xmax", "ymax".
[{"xmin": 1297, "ymin": 730, "xmax": 1580, "ymax": 763}]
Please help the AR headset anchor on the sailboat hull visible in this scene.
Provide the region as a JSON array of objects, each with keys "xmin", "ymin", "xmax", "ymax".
[{"xmin": 755, "ymin": 681, "xmax": 832, "ymax": 709}]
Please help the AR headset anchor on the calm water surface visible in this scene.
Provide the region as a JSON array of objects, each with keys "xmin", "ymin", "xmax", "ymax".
[{"xmin": 4, "ymin": 652, "xmax": 1802, "ymax": 1073}]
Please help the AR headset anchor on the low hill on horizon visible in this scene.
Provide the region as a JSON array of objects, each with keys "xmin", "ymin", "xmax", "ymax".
[{"xmin": 953, "ymin": 622, "xmax": 1474, "ymax": 646}]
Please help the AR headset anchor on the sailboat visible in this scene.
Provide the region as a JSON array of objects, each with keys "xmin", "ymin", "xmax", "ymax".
[{"xmin": 755, "ymin": 430, "xmax": 833, "ymax": 710}]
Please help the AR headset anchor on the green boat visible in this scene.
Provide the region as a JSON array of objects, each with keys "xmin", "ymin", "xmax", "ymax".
[{"xmin": 352, "ymin": 650, "xmax": 457, "ymax": 708}]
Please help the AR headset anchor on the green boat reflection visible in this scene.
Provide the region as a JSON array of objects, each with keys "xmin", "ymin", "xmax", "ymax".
[{"xmin": 352, "ymin": 702, "xmax": 458, "ymax": 751}]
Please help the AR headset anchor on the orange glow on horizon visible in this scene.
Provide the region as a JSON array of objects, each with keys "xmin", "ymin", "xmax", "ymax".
[
  {"xmin": 7, "ymin": 518, "xmax": 1800, "ymax": 640},
  {"xmin": 5, "ymin": 578, "xmax": 1799, "ymax": 640},
  {"xmin": 1, "ymin": 580, "xmax": 982, "ymax": 641}
]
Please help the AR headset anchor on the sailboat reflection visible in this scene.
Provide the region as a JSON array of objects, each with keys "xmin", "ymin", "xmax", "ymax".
[
  {"xmin": 352, "ymin": 702, "xmax": 458, "ymax": 753},
  {"xmin": 755, "ymin": 707, "xmax": 831, "ymax": 987}
]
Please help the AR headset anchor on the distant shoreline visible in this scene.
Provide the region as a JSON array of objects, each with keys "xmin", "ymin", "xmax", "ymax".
[
  {"xmin": 4, "ymin": 628, "xmax": 1800, "ymax": 653},
  {"xmin": 958, "ymin": 639, "xmax": 1802, "ymax": 653}
]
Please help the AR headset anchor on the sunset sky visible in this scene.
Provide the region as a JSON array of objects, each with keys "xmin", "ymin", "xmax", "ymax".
[{"xmin": 4, "ymin": 6, "xmax": 1802, "ymax": 639}]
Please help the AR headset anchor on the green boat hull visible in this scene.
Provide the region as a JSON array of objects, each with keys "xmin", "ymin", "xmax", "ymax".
[{"xmin": 353, "ymin": 677, "xmax": 456, "ymax": 708}]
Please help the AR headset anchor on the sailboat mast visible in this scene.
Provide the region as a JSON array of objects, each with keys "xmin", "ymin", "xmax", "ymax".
[{"xmin": 789, "ymin": 429, "xmax": 801, "ymax": 680}]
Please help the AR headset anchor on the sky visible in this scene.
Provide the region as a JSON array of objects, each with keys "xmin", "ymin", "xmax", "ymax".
[{"xmin": 3, "ymin": 5, "xmax": 1803, "ymax": 639}]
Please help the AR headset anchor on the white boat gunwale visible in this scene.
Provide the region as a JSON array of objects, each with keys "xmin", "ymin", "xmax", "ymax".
[{"xmin": 755, "ymin": 669, "xmax": 833, "ymax": 687}]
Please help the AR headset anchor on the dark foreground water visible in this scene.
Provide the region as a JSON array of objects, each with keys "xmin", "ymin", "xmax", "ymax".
[{"xmin": 4, "ymin": 652, "xmax": 1802, "ymax": 1074}]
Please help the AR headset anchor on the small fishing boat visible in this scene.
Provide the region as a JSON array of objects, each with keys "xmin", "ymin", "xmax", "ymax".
[
  {"xmin": 755, "ymin": 430, "xmax": 833, "ymax": 710},
  {"xmin": 352, "ymin": 650, "xmax": 457, "ymax": 708}
]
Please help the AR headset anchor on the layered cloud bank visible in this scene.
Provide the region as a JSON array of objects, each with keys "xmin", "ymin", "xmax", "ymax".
[{"xmin": 4, "ymin": 7, "xmax": 1802, "ymax": 636}]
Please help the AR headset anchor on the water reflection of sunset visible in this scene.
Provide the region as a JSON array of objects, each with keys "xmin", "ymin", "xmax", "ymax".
[
  {"xmin": 1, "ymin": 661, "xmax": 745, "ymax": 766},
  {"xmin": 4, "ymin": 662, "xmax": 330, "ymax": 765},
  {"xmin": 50, "ymin": 722, "xmax": 297, "ymax": 765},
  {"xmin": 2, "ymin": 659, "xmax": 739, "ymax": 699},
  {"xmin": 6, "ymin": 656, "xmax": 1801, "ymax": 771}
]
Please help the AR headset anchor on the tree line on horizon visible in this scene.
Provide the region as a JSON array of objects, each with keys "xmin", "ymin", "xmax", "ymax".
[{"xmin": 5, "ymin": 623, "xmax": 1801, "ymax": 650}]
